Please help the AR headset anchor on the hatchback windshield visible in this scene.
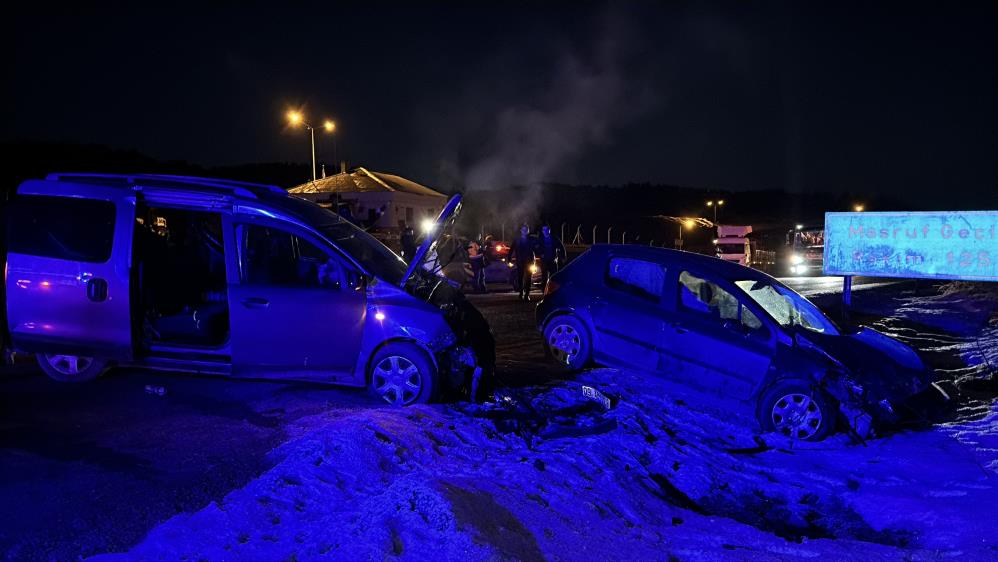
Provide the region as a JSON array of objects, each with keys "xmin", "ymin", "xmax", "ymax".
[{"xmin": 735, "ymin": 280, "xmax": 839, "ymax": 335}]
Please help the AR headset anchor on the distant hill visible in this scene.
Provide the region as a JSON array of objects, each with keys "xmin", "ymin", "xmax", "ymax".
[{"xmin": 2, "ymin": 141, "xmax": 919, "ymax": 251}]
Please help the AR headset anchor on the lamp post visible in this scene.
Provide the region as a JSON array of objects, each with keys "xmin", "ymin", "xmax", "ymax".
[
  {"xmin": 287, "ymin": 111, "xmax": 335, "ymax": 183},
  {"xmin": 706, "ymin": 199, "xmax": 725, "ymax": 223}
]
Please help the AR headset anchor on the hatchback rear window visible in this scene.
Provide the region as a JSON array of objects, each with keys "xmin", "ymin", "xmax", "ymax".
[
  {"xmin": 605, "ymin": 257, "xmax": 666, "ymax": 301},
  {"xmin": 6, "ymin": 195, "xmax": 116, "ymax": 263}
]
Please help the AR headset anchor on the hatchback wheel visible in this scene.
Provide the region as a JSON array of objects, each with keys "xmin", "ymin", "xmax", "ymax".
[
  {"xmin": 758, "ymin": 380, "xmax": 835, "ymax": 441},
  {"xmin": 37, "ymin": 354, "xmax": 108, "ymax": 383},
  {"xmin": 368, "ymin": 342, "xmax": 437, "ymax": 406},
  {"xmin": 543, "ymin": 315, "xmax": 591, "ymax": 372}
]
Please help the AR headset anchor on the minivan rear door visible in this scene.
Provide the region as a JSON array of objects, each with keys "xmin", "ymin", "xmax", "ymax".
[{"xmin": 5, "ymin": 180, "xmax": 135, "ymax": 359}]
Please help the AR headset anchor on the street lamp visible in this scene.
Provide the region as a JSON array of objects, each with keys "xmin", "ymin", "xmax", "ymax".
[
  {"xmin": 678, "ymin": 218, "xmax": 696, "ymax": 248},
  {"xmin": 286, "ymin": 110, "xmax": 335, "ymax": 183},
  {"xmin": 853, "ymin": 204, "xmax": 865, "ymax": 212},
  {"xmin": 706, "ymin": 199, "xmax": 725, "ymax": 223}
]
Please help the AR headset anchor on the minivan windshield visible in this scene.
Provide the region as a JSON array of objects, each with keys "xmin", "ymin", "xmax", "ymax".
[
  {"xmin": 268, "ymin": 195, "xmax": 408, "ymax": 285},
  {"xmin": 735, "ymin": 280, "xmax": 839, "ymax": 335}
]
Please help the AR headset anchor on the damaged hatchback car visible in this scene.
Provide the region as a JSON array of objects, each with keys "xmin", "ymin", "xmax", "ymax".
[
  {"xmin": 537, "ymin": 245, "xmax": 948, "ymax": 440},
  {"xmin": 2, "ymin": 174, "xmax": 494, "ymax": 405}
]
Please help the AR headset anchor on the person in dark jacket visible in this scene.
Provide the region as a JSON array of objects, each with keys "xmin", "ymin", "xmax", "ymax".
[
  {"xmin": 509, "ymin": 224, "xmax": 536, "ymax": 301},
  {"xmin": 467, "ymin": 239, "xmax": 487, "ymax": 293},
  {"xmin": 537, "ymin": 224, "xmax": 566, "ymax": 292},
  {"xmin": 400, "ymin": 226, "xmax": 418, "ymax": 262}
]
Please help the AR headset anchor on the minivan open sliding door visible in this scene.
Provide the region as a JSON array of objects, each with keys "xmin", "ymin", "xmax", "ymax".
[{"xmin": 5, "ymin": 180, "xmax": 136, "ymax": 359}]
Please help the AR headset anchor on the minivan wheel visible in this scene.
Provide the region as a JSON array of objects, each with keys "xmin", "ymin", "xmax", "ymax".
[
  {"xmin": 37, "ymin": 354, "xmax": 108, "ymax": 383},
  {"xmin": 543, "ymin": 315, "xmax": 591, "ymax": 372},
  {"xmin": 368, "ymin": 343, "xmax": 437, "ymax": 406},
  {"xmin": 758, "ymin": 380, "xmax": 835, "ymax": 441}
]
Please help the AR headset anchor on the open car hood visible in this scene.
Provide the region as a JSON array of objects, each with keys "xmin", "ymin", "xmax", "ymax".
[{"xmin": 400, "ymin": 193, "xmax": 463, "ymax": 288}]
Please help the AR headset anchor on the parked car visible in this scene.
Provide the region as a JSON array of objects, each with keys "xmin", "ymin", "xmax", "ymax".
[
  {"xmin": 536, "ymin": 245, "xmax": 947, "ymax": 440},
  {"xmin": 2, "ymin": 174, "xmax": 494, "ymax": 404}
]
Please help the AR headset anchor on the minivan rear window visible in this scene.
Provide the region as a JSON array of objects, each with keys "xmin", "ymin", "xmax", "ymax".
[{"xmin": 6, "ymin": 195, "xmax": 116, "ymax": 263}]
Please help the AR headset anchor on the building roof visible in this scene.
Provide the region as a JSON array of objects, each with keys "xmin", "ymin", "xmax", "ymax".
[{"xmin": 288, "ymin": 167, "xmax": 446, "ymax": 198}]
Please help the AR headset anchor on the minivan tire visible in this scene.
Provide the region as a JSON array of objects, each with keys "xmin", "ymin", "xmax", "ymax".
[
  {"xmin": 37, "ymin": 354, "xmax": 108, "ymax": 383},
  {"xmin": 758, "ymin": 379, "xmax": 835, "ymax": 441},
  {"xmin": 543, "ymin": 314, "xmax": 591, "ymax": 372},
  {"xmin": 368, "ymin": 342, "xmax": 438, "ymax": 406}
]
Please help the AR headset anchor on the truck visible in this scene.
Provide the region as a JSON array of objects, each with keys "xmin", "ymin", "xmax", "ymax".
[
  {"xmin": 787, "ymin": 224, "xmax": 824, "ymax": 276},
  {"xmin": 714, "ymin": 225, "xmax": 753, "ymax": 266}
]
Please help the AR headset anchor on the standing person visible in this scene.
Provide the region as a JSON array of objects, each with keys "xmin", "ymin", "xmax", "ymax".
[
  {"xmin": 509, "ymin": 223, "xmax": 536, "ymax": 301},
  {"xmin": 467, "ymin": 239, "xmax": 487, "ymax": 293},
  {"xmin": 537, "ymin": 224, "xmax": 566, "ymax": 292},
  {"xmin": 400, "ymin": 226, "xmax": 417, "ymax": 262}
]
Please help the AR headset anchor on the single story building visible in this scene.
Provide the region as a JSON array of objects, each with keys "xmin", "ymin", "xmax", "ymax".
[{"xmin": 288, "ymin": 166, "xmax": 447, "ymax": 233}]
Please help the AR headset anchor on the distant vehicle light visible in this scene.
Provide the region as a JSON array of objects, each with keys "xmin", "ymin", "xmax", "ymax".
[
  {"xmin": 507, "ymin": 262, "xmax": 515, "ymax": 268},
  {"xmin": 420, "ymin": 218, "xmax": 436, "ymax": 234},
  {"xmin": 374, "ymin": 311, "xmax": 386, "ymax": 321},
  {"xmin": 529, "ymin": 264, "xmax": 539, "ymax": 274},
  {"xmin": 795, "ymin": 224, "xmax": 804, "ymax": 230},
  {"xmin": 791, "ymin": 255, "xmax": 804, "ymax": 265},
  {"xmin": 712, "ymin": 239, "xmax": 719, "ymax": 244}
]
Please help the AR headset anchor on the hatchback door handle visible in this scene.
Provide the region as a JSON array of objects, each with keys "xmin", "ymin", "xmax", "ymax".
[{"xmin": 241, "ymin": 297, "xmax": 270, "ymax": 309}]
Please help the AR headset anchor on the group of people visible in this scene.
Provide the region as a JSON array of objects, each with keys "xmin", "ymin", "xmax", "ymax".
[
  {"xmin": 508, "ymin": 224, "xmax": 566, "ymax": 301},
  {"xmin": 397, "ymin": 222, "xmax": 566, "ymax": 300}
]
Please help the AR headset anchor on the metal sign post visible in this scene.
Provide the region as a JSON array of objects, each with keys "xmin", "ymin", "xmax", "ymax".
[{"xmin": 842, "ymin": 275, "xmax": 853, "ymax": 318}]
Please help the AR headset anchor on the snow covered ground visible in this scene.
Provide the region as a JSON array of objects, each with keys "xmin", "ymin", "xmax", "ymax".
[{"xmin": 93, "ymin": 283, "xmax": 998, "ymax": 561}]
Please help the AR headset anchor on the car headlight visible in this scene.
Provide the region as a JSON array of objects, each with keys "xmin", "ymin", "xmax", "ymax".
[{"xmin": 791, "ymin": 254, "xmax": 804, "ymax": 265}]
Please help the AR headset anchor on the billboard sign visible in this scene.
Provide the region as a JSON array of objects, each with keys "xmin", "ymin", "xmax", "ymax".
[{"xmin": 824, "ymin": 211, "xmax": 998, "ymax": 281}]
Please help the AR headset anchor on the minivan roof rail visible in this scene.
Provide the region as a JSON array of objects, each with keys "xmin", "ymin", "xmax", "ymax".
[{"xmin": 43, "ymin": 173, "xmax": 288, "ymax": 198}]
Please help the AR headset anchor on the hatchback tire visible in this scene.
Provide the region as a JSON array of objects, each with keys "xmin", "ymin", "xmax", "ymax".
[
  {"xmin": 543, "ymin": 315, "xmax": 591, "ymax": 372},
  {"xmin": 758, "ymin": 380, "xmax": 835, "ymax": 441},
  {"xmin": 368, "ymin": 342, "xmax": 438, "ymax": 406},
  {"xmin": 37, "ymin": 354, "xmax": 108, "ymax": 383}
]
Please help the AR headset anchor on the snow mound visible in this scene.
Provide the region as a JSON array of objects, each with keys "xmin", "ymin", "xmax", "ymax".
[{"xmin": 94, "ymin": 365, "xmax": 998, "ymax": 561}]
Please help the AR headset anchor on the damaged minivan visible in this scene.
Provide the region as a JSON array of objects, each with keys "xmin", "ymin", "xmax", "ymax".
[
  {"xmin": 537, "ymin": 245, "xmax": 948, "ymax": 440},
  {"xmin": 2, "ymin": 174, "xmax": 494, "ymax": 404}
]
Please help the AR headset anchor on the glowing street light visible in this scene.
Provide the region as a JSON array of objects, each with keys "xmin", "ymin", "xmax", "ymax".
[
  {"xmin": 286, "ymin": 110, "xmax": 336, "ymax": 183},
  {"xmin": 706, "ymin": 199, "xmax": 725, "ymax": 223},
  {"xmin": 420, "ymin": 217, "xmax": 436, "ymax": 234},
  {"xmin": 854, "ymin": 204, "xmax": 865, "ymax": 212}
]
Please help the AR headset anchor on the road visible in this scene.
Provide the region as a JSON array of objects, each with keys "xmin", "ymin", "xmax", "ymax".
[{"xmin": 0, "ymin": 276, "xmax": 896, "ymax": 560}]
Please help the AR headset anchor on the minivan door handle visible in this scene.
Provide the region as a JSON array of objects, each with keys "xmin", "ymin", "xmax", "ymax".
[
  {"xmin": 86, "ymin": 278, "xmax": 108, "ymax": 302},
  {"xmin": 241, "ymin": 297, "xmax": 270, "ymax": 309}
]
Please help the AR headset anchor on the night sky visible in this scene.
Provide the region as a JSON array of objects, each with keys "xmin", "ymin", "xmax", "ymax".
[{"xmin": 8, "ymin": 2, "xmax": 997, "ymax": 207}]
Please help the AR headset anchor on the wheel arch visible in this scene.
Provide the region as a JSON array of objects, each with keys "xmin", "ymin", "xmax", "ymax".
[{"xmin": 363, "ymin": 337, "xmax": 439, "ymax": 385}]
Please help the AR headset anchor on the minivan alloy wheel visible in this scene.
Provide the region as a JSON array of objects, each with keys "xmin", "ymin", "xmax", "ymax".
[
  {"xmin": 771, "ymin": 392, "xmax": 823, "ymax": 440},
  {"xmin": 44, "ymin": 354, "xmax": 94, "ymax": 377},
  {"xmin": 372, "ymin": 355, "xmax": 423, "ymax": 406}
]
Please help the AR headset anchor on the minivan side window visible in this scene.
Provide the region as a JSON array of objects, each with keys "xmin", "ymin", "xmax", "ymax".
[
  {"xmin": 605, "ymin": 257, "xmax": 666, "ymax": 301},
  {"xmin": 6, "ymin": 195, "xmax": 116, "ymax": 263},
  {"xmin": 239, "ymin": 224, "xmax": 341, "ymax": 288},
  {"xmin": 678, "ymin": 271, "xmax": 762, "ymax": 330}
]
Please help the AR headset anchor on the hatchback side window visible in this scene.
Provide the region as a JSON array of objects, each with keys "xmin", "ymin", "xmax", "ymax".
[
  {"xmin": 240, "ymin": 224, "xmax": 342, "ymax": 288},
  {"xmin": 678, "ymin": 271, "xmax": 762, "ymax": 330},
  {"xmin": 605, "ymin": 257, "xmax": 666, "ymax": 302}
]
